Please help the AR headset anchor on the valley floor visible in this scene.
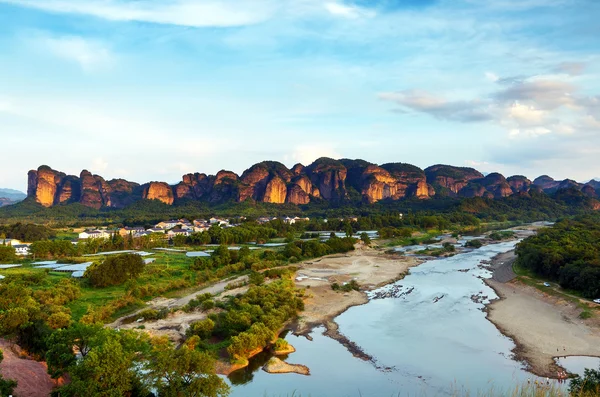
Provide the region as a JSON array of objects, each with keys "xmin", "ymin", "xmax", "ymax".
[
  {"xmin": 292, "ymin": 243, "xmax": 422, "ymax": 335},
  {"xmin": 486, "ymin": 276, "xmax": 600, "ymax": 378}
]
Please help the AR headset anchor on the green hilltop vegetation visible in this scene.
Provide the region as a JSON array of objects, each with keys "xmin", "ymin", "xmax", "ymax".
[{"xmin": 0, "ymin": 186, "xmax": 597, "ymax": 227}]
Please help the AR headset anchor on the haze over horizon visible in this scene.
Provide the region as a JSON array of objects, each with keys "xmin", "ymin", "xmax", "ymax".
[{"xmin": 1, "ymin": 0, "xmax": 599, "ymax": 191}]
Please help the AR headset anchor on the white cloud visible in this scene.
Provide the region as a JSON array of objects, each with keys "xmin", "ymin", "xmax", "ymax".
[
  {"xmin": 485, "ymin": 72, "xmax": 499, "ymax": 82},
  {"xmin": 508, "ymin": 127, "xmax": 551, "ymax": 139},
  {"xmin": 0, "ymin": 0, "xmax": 277, "ymax": 27},
  {"xmin": 92, "ymin": 157, "xmax": 109, "ymax": 172},
  {"xmin": 505, "ymin": 102, "xmax": 547, "ymax": 125},
  {"xmin": 287, "ymin": 144, "xmax": 341, "ymax": 166},
  {"xmin": 41, "ymin": 35, "xmax": 113, "ymax": 71},
  {"xmin": 324, "ymin": 2, "xmax": 374, "ymax": 19}
]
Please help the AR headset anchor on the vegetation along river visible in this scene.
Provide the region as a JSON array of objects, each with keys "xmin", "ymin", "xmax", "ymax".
[{"xmin": 228, "ymin": 241, "xmax": 566, "ymax": 396}]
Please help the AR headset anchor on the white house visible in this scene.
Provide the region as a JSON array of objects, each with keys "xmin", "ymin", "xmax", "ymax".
[
  {"xmin": 147, "ymin": 227, "xmax": 165, "ymax": 234},
  {"xmin": 0, "ymin": 239, "xmax": 21, "ymax": 246},
  {"xmin": 13, "ymin": 244, "xmax": 30, "ymax": 256},
  {"xmin": 119, "ymin": 227, "xmax": 146, "ymax": 237},
  {"xmin": 156, "ymin": 220, "xmax": 179, "ymax": 230},
  {"xmin": 209, "ymin": 217, "xmax": 229, "ymax": 226},
  {"xmin": 78, "ymin": 230, "xmax": 110, "ymax": 240}
]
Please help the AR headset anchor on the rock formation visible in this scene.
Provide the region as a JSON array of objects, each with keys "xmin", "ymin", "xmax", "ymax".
[
  {"xmin": 142, "ymin": 182, "xmax": 174, "ymax": 205},
  {"xmin": 24, "ymin": 159, "xmax": 599, "ymax": 209}
]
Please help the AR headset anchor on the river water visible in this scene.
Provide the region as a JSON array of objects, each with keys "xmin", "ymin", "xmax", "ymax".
[{"xmin": 228, "ymin": 241, "xmax": 565, "ymax": 397}]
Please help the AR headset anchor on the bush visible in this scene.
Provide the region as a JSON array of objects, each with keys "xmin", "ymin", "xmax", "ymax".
[
  {"xmin": 465, "ymin": 239, "xmax": 483, "ymax": 248},
  {"xmin": 442, "ymin": 242, "xmax": 455, "ymax": 252},
  {"xmin": 85, "ymin": 254, "xmax": 145, "ymax": 287},
  {"xmin": 332, "ymin": 280, "xmax": 360, "ymax": 292},
  {"xmin": 273, "ymin": 338, "xmax": 289, "ymax": 352},
  {"xmin": 580, "ymin": 310, "xmax": 593, "ymax": 319}
]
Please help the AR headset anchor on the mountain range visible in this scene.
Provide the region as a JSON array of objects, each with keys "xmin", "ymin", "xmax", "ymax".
[
  {"xmin": 0, "ymin": 188, "xmax": 26, "ymax": 207},
  {"xmin": 23, "ymin": 159, "xmax": 600, "ymax": 210}
]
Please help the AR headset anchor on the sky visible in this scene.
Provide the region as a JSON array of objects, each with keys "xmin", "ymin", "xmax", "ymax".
[{"xmin": 0, "ymin": 0, "xmax": 599, "ymax": 191}]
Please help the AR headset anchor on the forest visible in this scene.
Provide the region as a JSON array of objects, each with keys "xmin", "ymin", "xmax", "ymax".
[{"xmin": 516, "ymin": 216, "xmax": 600, "ymax": 298}]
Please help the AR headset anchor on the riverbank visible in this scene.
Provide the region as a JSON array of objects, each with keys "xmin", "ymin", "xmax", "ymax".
[
  {"xmin": 292, "ymin": 243, "xmax": 423, "ymax": 335},
  {"xmin": 485, "ymin": 278, "xmax": 600, "ymax": 377}
]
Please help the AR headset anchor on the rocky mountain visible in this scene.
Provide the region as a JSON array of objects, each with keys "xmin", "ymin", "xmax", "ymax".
[
  {"xmin": 0, "ymin": 188, "xmax": 26, "ymax": 207},
  {"xmin": 24, "ymin": 160, "xmax": 600, "ymax": 209}
]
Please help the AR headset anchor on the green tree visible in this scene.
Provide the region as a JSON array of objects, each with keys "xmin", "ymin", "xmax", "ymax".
[
  {"xmin": 147, "ymin": 336, "xmax": 229, "ymax": 397},
  {"xmin": 0, "ymin": 245, "xmax": 16, "ymax": 262},
  {"xmin": 85, "ymin": 254, "xmax": 145, "ymax": 287},
  {"xmin": 570, "ymin": 366, "xmax": 600, "ymax": 394},
  {"xmin": 360, "ymin": 232, "xmax": 371, "ymax": 245}
]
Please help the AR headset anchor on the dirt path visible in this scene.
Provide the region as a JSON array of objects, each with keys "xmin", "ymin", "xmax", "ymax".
[
  {"xmin": 108, "ymin": 275, "xmax": 248, "ymax": 329},
  {"xmin": 485, "ymin": 279, "xmax": 600, "ymax": 377},
  {"xmin": 0, "ymin": 339, "xmax": 57, "ymax": 397}
]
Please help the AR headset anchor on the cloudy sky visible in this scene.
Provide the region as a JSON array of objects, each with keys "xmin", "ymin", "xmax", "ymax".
[{"xmin": 1, "ymin": 0, "xmax": 599, "ymax": 191}]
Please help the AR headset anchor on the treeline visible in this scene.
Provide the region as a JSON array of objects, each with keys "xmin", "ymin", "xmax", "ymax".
[
  {"xmin": 1, "ymin": 187, "xmax": 596, "ymax": 228},
  {"xmin": 0, "ymin": 222, "xmax": 55, "ymax": 241},
  {"xmin": 516, "ymin": 217, "xmax": 600, "ymax": 298},
  {"xmin": 28, "ymin": 233, "xmax": 167, "ymax": 258}
]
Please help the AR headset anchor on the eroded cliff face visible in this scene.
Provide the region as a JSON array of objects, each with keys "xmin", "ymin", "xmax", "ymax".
[
  {"xmin": 507, "ymin": 175, "xmax": 532, "ymax": 193},
  {"xmin": 425, "ymin": 165, "xmax": 484, "ymax": 196},
  {"xmin": 142, "ymin": 182, "xmax": 174, "ymax": 205},
  {"xmin": 307, "ymin": 158, "xmax": 348, "ymax": 201},
  {"xmin": 80, "ymin": 170, "xmax": 109, "ymax": 209},
  {"xmin": 26, "ymin": 160, "xmax": 594, "ymax": 209},
  {"xmin": 28, "ymin": 166, "xmax": 64, "ymax": 207}
]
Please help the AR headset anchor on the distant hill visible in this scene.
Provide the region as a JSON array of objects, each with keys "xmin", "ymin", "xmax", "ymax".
[{"xmin": 0, "ymin": 188, "xmax": 26, "ymax": 207}]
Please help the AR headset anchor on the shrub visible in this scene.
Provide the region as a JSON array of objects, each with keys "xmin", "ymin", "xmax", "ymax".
[{"xmin": 465, "ymin": 239, "xmax": 483, "ymax": 248}]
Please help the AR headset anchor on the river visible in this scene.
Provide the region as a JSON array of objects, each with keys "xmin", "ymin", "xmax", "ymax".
[{"xmin": 228, "ymin": 241, "xmax": 562, "ymax": 397}]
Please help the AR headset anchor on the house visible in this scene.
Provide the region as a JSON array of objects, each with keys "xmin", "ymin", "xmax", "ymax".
[
  {"xmin": 257, "ymin": 216, "xmax": 277, "ymax": 224},
  {"xmin": 156, "ymin": 220, "xmax": 180, "ymax": 230},
  {"xmin": 147, "ymin": 227, "xmax": 165, "ymax": 234},
  {"xmin": 119, "ymin": 227, "xmax": 146, "ymax": 237},
  {"xmin": 13, "ymin": 244, "xmax": 30, "ymax": 256},
  {"xmin": 78, "ymin": 230, "xmax": 110, "ymax": 240},
  {"xmin": 209, "ymin": 217, "xmax": 229, "ymax": 226},
  {"xmin": 0, "ymin": 239, "xmax": 22, "ymax": 246},
  {"xmin": 134, "ymin": 231, "xmax": 152, "ymax": 238},
  {"xmin": 167, "ymin": 229, "xmax": 191, "ymax": 238}
]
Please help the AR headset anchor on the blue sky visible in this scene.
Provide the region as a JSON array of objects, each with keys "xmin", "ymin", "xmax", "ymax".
[{"xmin": 0, "ymin": 0, "xmax": 599, "ymax": 191}]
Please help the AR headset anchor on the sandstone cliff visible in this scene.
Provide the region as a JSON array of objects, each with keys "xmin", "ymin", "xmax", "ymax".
[
  {"xmin": 425, "ymin": 165, "xmax": 484, "ymax": 196},
  {"xmin": 25, "ymin": 160, "xmax": 596, "ymax": 209}
]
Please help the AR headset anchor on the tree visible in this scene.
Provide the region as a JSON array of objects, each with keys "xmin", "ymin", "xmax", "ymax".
[
  {"xmin": 55, "ymin": 329, "xmax": 150, "ymax": 397},
  {"xmin": 249, "ymin": 271, "xmax": 265, "ymax": 286},
  {"xmin": 0, "ymin": 245, "xmax": 16, "ymax": 262},
  {"xmin": 85, "ymin": 254, "xmax": 145, "ymax": 287},
  {"xmin": 344, "ymin": 222, "xmax": 354, "ymax": 238},
  {"xmin": 59, "ymin": 336, "xmax": 135, "ymax": 396},
  {"xmin": 46, "ymin": 323, "xmax": 104, "ymax": 379},
  {"xmin": 147, "ymin": 336, "xmax": 230, "ymax": 397},
  {"xmin": 570, "ymin": 367, "xmax": 600, "ymax": 394},
  {"xmin": 360, "ymin": 232, "xmax": 371, "ymax": 246}
]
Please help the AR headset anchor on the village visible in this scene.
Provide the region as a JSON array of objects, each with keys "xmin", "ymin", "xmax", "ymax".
[{"xmin": 0, "ymin": 215, "xmax": 313, "ymax": 257}]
